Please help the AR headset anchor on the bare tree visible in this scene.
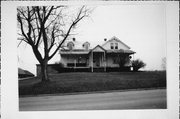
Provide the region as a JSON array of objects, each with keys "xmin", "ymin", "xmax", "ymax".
[{"xmin": 17, "ymin": 6, "xmax": 91, "ymax": 82}]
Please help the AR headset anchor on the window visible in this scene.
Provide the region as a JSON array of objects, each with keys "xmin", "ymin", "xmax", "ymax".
[
  {"xmin": 115, "ymin": 43, "xmax": 118, "ymax": 49},
  {"xmin": 110, "ymin": 43, "xmax": 114, "ymax": 49}
]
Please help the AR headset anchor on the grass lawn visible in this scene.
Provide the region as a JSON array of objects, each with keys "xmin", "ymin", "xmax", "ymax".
[{"xmin": 19, "ymin": 71, "xmax": 166, "ymax": 96}]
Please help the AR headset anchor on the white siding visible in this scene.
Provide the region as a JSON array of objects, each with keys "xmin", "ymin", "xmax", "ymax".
[{"xmin": 102, "ymin": 39, "xmax": 129, "ymax": 50}]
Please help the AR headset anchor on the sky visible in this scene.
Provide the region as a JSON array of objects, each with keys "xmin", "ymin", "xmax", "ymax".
[{"xmin": 18, "ymin": 4, "xmax": 166, "ymax": 75}]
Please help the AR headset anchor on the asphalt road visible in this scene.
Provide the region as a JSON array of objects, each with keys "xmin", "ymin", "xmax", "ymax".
[{"xmin": 19, "ymin": 89, "xmax": 166, "ymax": 111}]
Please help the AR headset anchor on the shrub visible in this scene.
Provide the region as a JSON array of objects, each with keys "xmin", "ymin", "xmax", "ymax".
[
  {"xmin": 132, "ymin": 59, "xmax": 146, "ymax": 71},
  {"xmin": 52, "ymin": 62, "xmax": 64, "ymax": 71},
  {"xmin": 55, "ymin": 61, "xmax": 64, "ymax": 67}
]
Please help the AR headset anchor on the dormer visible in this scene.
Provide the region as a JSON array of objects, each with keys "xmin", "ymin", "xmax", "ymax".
[
  {"xmin": 67, "ymin": 41, "xmax": 74, "ymax": 50},
  {"xmin": 82, "ymin": 42, "xmax": 90, "ymax": 50}
]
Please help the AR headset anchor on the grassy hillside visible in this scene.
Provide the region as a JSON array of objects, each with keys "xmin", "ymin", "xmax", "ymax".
[{"xmin": 19, "ymin": 71, "xmax": 166, "ymax": 96}]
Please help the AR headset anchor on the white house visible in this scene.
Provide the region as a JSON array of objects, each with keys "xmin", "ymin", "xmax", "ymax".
[{"xmin": 59, "ymin": 36, "xmax": 135, "ymax": 72}]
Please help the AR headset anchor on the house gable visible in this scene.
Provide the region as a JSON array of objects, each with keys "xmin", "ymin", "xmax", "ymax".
[
  {"xmin": 91, "ymin": 45, "xmax": 106, "ymax": 52},
  {"xmin": 102, "ymin": 36, "xmax": 130, "ymax": 50}
]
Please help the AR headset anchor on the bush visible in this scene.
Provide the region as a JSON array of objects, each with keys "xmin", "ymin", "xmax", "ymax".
[
  {"xmin": 132, "ymin": 59, "xmax": 146, "ymax": 71},
  {"xmin": 55, "ymin": 61, "xmax": 64, "ymax": 67},
  {"xmin": 52, "ymin": 62, "xmax": 64, "ymax": 71}
]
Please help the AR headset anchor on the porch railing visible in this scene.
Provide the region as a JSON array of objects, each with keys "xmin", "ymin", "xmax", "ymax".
[{"xmin": 67, "ymin": 63, "xmax": 87, "ymax": 67}]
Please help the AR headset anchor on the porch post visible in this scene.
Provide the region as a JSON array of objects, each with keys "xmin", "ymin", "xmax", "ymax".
[
  {"xmin": 132, "ymin": 54, "xmax": 135, "ymax": 71},
  {"xmin": 74, "ymin": 59, "xmax": 76, "ymax": 68},
  {"xmin": 133, "ymin": 54, "xmax": 134, "ymax": 61},
  {"xmin": 104, "ymin": 51, "xmax": 106, "ymax": 72},
  {"xmin": 91, "ymin": 51, "xmax": 93, "ymax": 72},
  {"xmin": 100, "ymin": 53, "xmax": 101, "ymax": 67}
]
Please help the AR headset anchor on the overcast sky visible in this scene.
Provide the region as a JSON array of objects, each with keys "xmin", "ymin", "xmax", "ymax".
[{"xmin": 18, "ymin": 4, "xmax": 166, "ymax": 75}]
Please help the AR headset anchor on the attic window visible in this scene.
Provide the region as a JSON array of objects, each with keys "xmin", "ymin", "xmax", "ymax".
[
  {"xmin": 110, "ymin": 43, "xmax": 114, "ymax": 49},
  {"xmin": 115, "ymin": 43, "xmax": 118, "ymax": 49}
]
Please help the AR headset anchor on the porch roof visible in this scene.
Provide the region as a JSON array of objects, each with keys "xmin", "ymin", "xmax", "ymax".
[
  {"xmin": 106, "ymin": 49, "xmax": 135, "ymax": 54},
  {"xmin": 90, "ymin": 45, "xmax": 106, "ymax": 53},
  {"xmin": 60, "ymin": 49, "xmax": 90, "ymax": 55},
  {"xmin": 60, "ymin": 48, "xmax": 135, "ymax": 55}
]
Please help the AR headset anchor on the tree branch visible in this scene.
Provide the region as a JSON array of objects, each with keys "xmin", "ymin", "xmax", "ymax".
[
  {"xmin": 34, "ymin": 11, "xmax": 42, "ymax": 48},
  {"xmin": 48, "ymin": 6, "xmax": 90, "ymax": 60},
  {"xmin": 17, "ymin": 38, "xmax": 29, "ymax": 44},
  {"xmin": 43, "ymin": 6, "xmax": 54, "ymax": 24},
  {"xmin": 17, "ymin": 14, "xmax": 29, "ymax": 44},
  {"xmin": 48, "ymin": 22, "xmax": 75, "ymax": 60},
  {"xmin": 17, "ymin": 6, "xmax": 91, "ymax": 64}
]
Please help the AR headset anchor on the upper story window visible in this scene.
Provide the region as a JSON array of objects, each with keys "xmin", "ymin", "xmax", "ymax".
[
  {"xmin": 110, "ymin": 43, "xmax": 114, "ymax": 49},
  {"xmin": 110, "ymin": 42, "xmax": 118, "ymax": 49},
  {"xmin": 115, "ymin": 43, "xmax": 118, "ymax": 49}
]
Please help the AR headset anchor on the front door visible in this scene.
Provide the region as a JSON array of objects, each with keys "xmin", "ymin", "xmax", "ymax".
[{"xmin": 93, "ymin": 52, "xmax": 101, "ymax": 67}]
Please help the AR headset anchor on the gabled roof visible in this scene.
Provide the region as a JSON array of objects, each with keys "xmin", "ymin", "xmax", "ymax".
[
  {"xmin": 90, "ymin": 45, "xmax": 106, "ymax": 52},
  {"xmin": 59, "ymin": 36, "xmax": 135, "ymax": 55},
  {"xmin": 102, "ymin": 36, "xmax": 131, "ymax": 49},
  {"xmin": 18, "ymin": 68, "xmax": 34, "ymax": 76}
]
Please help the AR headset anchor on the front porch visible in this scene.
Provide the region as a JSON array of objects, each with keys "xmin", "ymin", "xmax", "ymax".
[
  {"xmin": 36, "ymin": 64, "xmax": 132, "ymax": 76},
  {"xmin": 90, "ymin": 52, "xmax": 106, "ymax": 72}
]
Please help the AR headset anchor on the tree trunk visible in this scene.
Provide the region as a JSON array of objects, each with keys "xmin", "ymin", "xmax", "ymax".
[{"xmin": 40, "ymin": 60, "xmax": 49, "ymax": 82}]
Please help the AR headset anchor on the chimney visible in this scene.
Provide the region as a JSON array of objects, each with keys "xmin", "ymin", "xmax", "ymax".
[
  {"xmin": 104, "ymin": 38, "xmax": 107, "ymax": 41},
  {"xmin": 73, "ymin": 38, "xmax": 76, "ymax": 41}
]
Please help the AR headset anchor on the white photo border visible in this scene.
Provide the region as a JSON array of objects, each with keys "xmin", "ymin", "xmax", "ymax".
[{"xmin": 1, "ymin": 1, "xmax": 179, "ymax": 119}]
